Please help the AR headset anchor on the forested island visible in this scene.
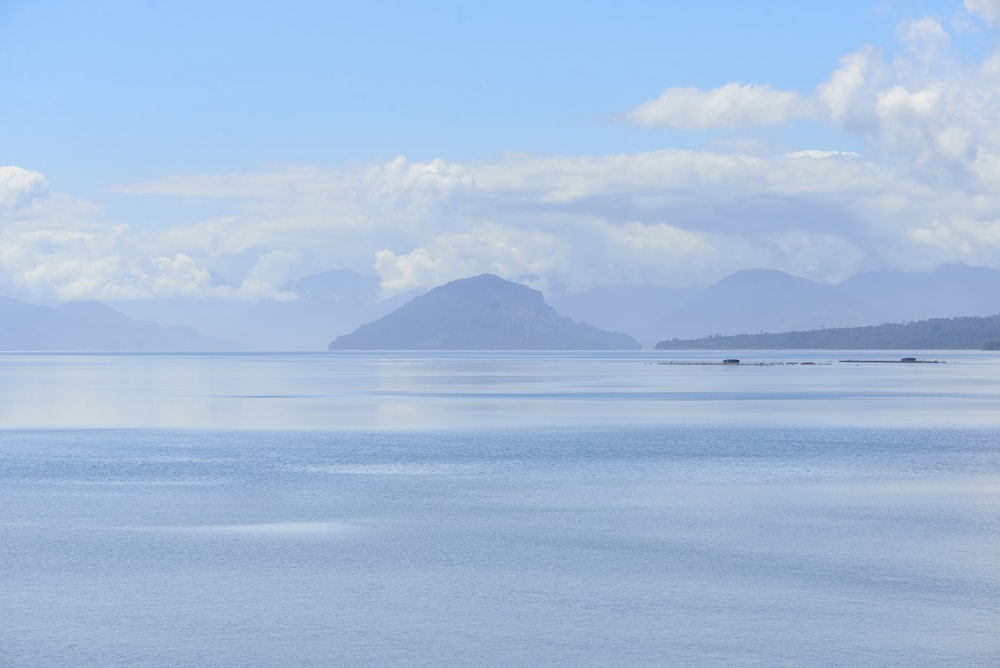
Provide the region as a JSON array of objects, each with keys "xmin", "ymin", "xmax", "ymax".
[{"xmin": 656, "ymin": 314, "xmax": 1000, "ymax": 350}]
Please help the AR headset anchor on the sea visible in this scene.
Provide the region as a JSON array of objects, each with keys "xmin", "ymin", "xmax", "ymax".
[{"xmin": 1, "ymin": 350, "xmax": 998, "ymax": 666}]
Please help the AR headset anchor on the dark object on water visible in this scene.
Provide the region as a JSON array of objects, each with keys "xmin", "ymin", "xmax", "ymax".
[
  {"xmin": 722, "ymin": 359, "xmax": 740, "ymax": 365},
  {"xmin": 839, "ymin": 357, "xmax": 942, "ymax": 364}
]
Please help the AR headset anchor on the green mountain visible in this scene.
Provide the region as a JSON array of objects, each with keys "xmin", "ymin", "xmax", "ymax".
[
  {"xmin": 329, "ymin": 274, "xmax": 641, "ymax": 350},
  {"xmin": 656, "ymin": 313, "xmax": 1000, "ymax": 350}
]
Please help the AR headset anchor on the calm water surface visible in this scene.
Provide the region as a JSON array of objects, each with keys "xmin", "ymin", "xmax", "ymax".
[{"xmin": 1, "ymin": 351, "xmax": 998, "ymax": 666}]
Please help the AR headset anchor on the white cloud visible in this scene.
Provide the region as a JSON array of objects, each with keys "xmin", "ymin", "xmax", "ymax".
[
  {"xmin": 627, "ymin": 11, "xmax": 1000, "ymax": 202},
  {"xmin": 374, "ymin": 222, "xmax": 564, "ymax": 294},
  {"xmin": 965, "ymin": 0, "xmax": 1000, "ymax": 27},
  {"xmin": 150, "ymin": 253, "xmax": 216, "ymax": 299},
  {"xmin": 628, "ymin": 83, "xmax": 815, "ymax": 129},
  {"xmin": 0, "ymin": 227, "xmax": 146, "ymax": 302},
  {"xmin": 0, "ymin": 166, "xmax": 48, "ymax": 208},
  {"xmin": 898, "ymin": 17, "xmax": 950, "ymax": 52},
  {"xmin": 7, "ymin": 8, "xmax": 1000, "ymax": 303},
  {"xmin": 908, "ymin": 215, "xmax": 1000, "ymax": 262},
  {"xmin": 983, "ymin": 46, "xmax": 1000, "ymax": 77},
  {"xmin": 10, "ymin": 134, "xmax": 999, "ymax": 302},
  {"xmin": 373, "ymin": 218, "xmax": 728, "ymax": 296},
  {"xmin": 0, "ymin": 167, "xmax": 302, "ymax": 303},
  {"xmin": 811, "ymin": 18, "xmax": 1000, "ymax": 195},
  {"xmin": 784, "ymin": 150, "xmax": 861, "ymax": 160},
  {"xmin": 359, "ymin": 155, "xmax": 473, "ymax": 212},
  {"xmin": 816, "ymin": 46, "xmax": 885, "ymax": 132},
  {"xmin": 235, "ymin": 249, "xmax": 302, "ymax": 302}
]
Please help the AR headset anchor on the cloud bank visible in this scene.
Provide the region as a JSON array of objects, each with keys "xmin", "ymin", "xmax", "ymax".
[{"xmin": 3, "ymin": 5, "xmax": 1000, "ymax": 302}]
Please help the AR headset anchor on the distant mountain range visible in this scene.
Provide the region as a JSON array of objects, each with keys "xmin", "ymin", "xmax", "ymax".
[
  {"xmin": 329, "ymin": 274, "xmax": 641, "ymax": 350},
  {"xmin": 0, "ymin": 298, "xmax": 232, "ymax": 351},
  {"xmin": 550, "ymin": 264, "xmax": 1000, "ymax": 348},
  {"xmin": 107, "ymin": 269, "xmax": 414, "ymax": 351},
  {"xmin": 4, "ymin": 263, "xmax": 999, "ymax": 351}
]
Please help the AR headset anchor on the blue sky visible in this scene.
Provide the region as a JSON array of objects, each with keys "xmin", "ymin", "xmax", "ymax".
[
  {"xmin": 4, "ymin": 2, "xmax": 901, "ymax": 176},
  {"xmin": 3, "ymin": 0, "xmax": 1000, "ymax": 302}
]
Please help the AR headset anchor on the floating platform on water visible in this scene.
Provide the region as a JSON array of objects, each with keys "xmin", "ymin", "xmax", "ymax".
[
  {"xmin": 839, "ymin": 357, "xmax": 942, "ymax": 364},
  {"xmin": 657, "ymin": 356, "xmax": 944, "ymax": 366},
  {"xmin": 657, "ymin": 360, "xmax": 832, "ymax": 366}
]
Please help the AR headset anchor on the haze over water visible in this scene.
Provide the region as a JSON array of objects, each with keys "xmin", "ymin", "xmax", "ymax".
[{"xmin": 2, "ymin": 351, "xmax": 999, "ymax": 666}]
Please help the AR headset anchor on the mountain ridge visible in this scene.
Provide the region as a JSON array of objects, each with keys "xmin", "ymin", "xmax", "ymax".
[
  {"xmin": 63, "ymin": 262, "xmax": 1000, "ymax": 351},
  {"xmin": 0, "ymin": 297, "xmax": 234, "ymax": 351},
  {"xmin": 552, "ymin": 263, "xmax": 1000, "ymax": 347},
  {"xmin": 329, "ymin": 274, "xmax": 640, "ymax": 350}
]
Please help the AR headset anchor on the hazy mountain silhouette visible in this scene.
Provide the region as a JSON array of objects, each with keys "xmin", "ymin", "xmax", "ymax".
[
  {"xmin": 548, "ymin": 285, "xmax": 692, "ymax": 349},
  {"xmin": 0, "ymin": 298, "xmax": 233, "ymax": 351},
  {"xmin": 103, "ymin": 263, "xmax": 1000, "ymax": 350},
  {"xmin": 109, "ymin": 269, "xmax": 412, "ymax": 350},
  {"xmin": 555, "ymin": 265, "xmax": 1000, "ymax": 346},
  {"xmin": 209, "ymin": 269, "xmax": 413, "ymax": 350},
  {"xmin": 329, "ymin": 274, "xmax": 641, "ymax": 350},
  {"xmin": 657, "ymin": 269, "xmax": 874, "ymax": 339},
  {"xmin": 837, "ymin": 264, "xmax": 1000, "ymax": 323}
]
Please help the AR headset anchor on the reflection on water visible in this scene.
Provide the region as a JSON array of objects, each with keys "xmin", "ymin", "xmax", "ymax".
[{"xmin": 0, "ymin": 350, "xmax": 998, "ymax": 430}]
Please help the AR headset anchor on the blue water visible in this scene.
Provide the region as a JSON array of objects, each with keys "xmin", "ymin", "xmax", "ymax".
[{"xmin": 1, "ymin": 351, "xmax": 998, "ymax": 666}]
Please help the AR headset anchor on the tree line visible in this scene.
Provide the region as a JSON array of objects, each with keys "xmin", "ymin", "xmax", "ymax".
[{"xmin": 656, "ymin": 314, "xmax": 1000, "ymax": 350}]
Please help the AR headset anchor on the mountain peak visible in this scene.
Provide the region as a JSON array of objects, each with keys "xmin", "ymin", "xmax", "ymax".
[{"xmin": 329, "ymin": 274, "xmax": 639, "ymax": 350}]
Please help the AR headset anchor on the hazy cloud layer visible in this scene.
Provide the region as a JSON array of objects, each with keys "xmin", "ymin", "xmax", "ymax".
[
  {"xmin": 3, "ymin": 6, "xmax": 1000, "ymax": 302},
  {"xmin": 627, "ymin": 84, "xmax": 815, "ymax": 129}
]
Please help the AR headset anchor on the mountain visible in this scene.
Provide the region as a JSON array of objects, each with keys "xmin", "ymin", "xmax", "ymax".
[
  {"xmin": 206, "ymin": 269, "xmax": 413, "ymax": 350},
  {"xmin": 328, "ymin": 274, "xmax": 641, "ymax": 350},
  {"xmin": 642, "ymin": 264, "xmax": 1000, "ymax": 344},
  {"xmin": 656, "ymin": 269, "xmax": 874, "ymax": 340},
  {"xmin": 837, "ymin": 264, "xmax": 1000, "ymax": 323},
  {"xmin": 547, "ymin": 285, "xmax": 693, "ymax": 349},
  {"xmin": 100, "ymin": 263, "xmax": 1000, "ymax": 350},
  {"xmin": 0, "ymin": 298, "xmax": 233, "ymax": 351},
  {"xmin": 656, "ymin": 313, "xmax": 1000, "ymax": 350},
  {"xmin": 109, "ymin": 269, "xmax": 413, "ymax": 350}
]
